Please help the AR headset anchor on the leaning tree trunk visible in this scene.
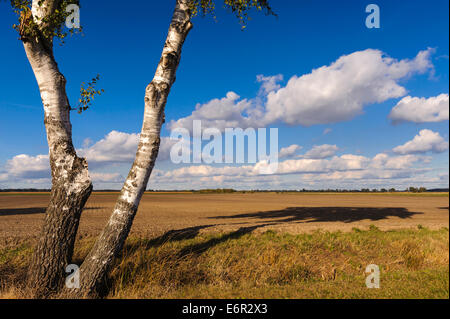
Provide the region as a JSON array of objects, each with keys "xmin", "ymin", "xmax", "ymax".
[
  {"xmin": 22, "ymin": 0, "xmax": 92, "ymax": 297},
  {"xmin": 68, "ymin": 0, "xmax": 193, "ymax": 297}
]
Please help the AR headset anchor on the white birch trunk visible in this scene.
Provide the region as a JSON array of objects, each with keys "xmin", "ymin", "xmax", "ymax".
[
  {"xmin": 22, "ymin": 0, "xmax": 92, "ymax": 296},
  {"xmin": 70, "ymin": 0, "xmax": 193, "ymax": 297}
]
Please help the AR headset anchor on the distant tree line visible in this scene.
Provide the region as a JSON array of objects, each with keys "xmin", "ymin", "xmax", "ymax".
[{"xmin": 1, "ymin": 187, "xmax": 448, "ymax": 193}]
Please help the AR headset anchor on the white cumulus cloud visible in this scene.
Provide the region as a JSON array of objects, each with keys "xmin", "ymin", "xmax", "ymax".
[
  {"xmin": 393, "ymin": 129, "xmax": 449, "ymax": 155},
  {"xmin": 5, "ymin": 154, "xmax": 50, "ymax": 178},
  {"xmin": 300, "ymin": 144, "xmax": 339, "ymax": 159},
  {"xmin": 168, "ymin": 48, "xmax": 434, "ymax": 131},
  {"xmin": 279, "ymin": 144, "xmax": 302, "ymax": 159},
  {"xmin": 78, "ymin": 131, "xmax": 139, "ymax": 164},
  {"xmin": 389, "ymin": 94, "xmax": 449, "ymax": 123},
  {"xmin": 263, "ymin": 48, "xmax": 434, "ymax": 126},
  {"xmin": 168, "ymin": 92, "xmax": 257, "ymax": 132},
  {"xmin": 0, "ymin": 131, "xmax": 175, "ymax": 186},
  {"xmin": 151, "ymin": 152, "xmax": 430, "ymax": 190},
  {"xmin": 78, "ymin": 130, "xmax": 175, "ymax": 164},
  {"xmin": 256, "ymin": 74, "xmax": 284, "ymax": 94}
]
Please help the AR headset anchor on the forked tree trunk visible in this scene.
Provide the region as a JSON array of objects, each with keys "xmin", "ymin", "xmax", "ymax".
[
  {"xmin": 69, "ymin": 0, "xmax": 193, "ymax": 297},
  {"xmin": 22, "ymin": 0, "xmax": 92, "ymax": 297}
]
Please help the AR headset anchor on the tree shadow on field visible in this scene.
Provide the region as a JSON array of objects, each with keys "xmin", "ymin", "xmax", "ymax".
[
  {"xmin": 208, "ymin": 207, "xmax": 422, "ymax": 224},
  {"xmin": 120, "ymin": 207, "xmax": 421, "ymax": 261},
  {"xmin": 147, "ymin": 225, "xmax": 216, "ymax": 246},
  {"xmin": 120, "ymin": 223, "xmax": 273, "ymax": 261},
  {"xmin": 0, "ymin": 207, "xmax": 45, "ymax": 216},
  {"xmin": 0, "ymin": 206, "xmax": 104, "ymax": 217},
  {"xmin": 176, "ymin": 224, "xmax": 272, "ymax": 259},
  {"xmin": 119, "ymin": 224, "xmax": 217, "ymax": 257},
  {"xmin": 98, "ymin": 224, "xmax": 272, "ymax": 298}
]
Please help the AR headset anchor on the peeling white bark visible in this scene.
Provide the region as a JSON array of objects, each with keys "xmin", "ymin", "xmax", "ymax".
[
  {"xmin": 23, "ymin": 8, "xmax": 91, "ymax": 196},
  {"xmin": 24, "ymin": 0, "xmax": 92, "ymax": 296}
]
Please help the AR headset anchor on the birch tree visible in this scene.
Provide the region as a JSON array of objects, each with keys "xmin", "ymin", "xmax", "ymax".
[
  {"xmin": 10, "ymin": 0, "xmax": 274, "ymax": 298},
  {"xmin": 9, "ymin": 0, "xmax": 100, "ymax": 296}
]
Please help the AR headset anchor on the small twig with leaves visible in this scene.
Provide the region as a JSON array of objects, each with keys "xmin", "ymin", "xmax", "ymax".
[
  {"xmin": 188, "ymin": 0, "xmax": 276, "ymax": 29},
  {"xmin": 73, "ymin": 74, "xmax": 104, "ymax": 114}
]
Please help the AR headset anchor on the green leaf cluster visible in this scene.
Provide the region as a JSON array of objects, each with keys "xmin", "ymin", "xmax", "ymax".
[
  {"xmin": 10, "ymin": 0, "xmax": 82, "ymax": 43},
  {"xmin": 189, "ymin": 0, "xmax": 276, "ymax": 28},
  {"xmin": 74, "ymin": 74, "xmax": 104, "ymax": 114}
]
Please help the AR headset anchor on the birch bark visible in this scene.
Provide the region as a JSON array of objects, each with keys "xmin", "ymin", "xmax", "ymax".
[
  {"xmin": 70, "ymin": 0, "xmax": 193, "ymax": 297},
  {"xmin": 21, "ymin": 0, "xmax": 92, "ymax": 296}
]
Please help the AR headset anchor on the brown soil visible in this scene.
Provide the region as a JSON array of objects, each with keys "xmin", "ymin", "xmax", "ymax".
[{"xmin": 0, "ymin": 192, "xmax": 448, "ymax": 240}]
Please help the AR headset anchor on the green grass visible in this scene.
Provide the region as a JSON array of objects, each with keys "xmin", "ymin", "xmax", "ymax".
[{"xmin": 1, "ymin": 227, "xmax": 448, "ymax": 299}]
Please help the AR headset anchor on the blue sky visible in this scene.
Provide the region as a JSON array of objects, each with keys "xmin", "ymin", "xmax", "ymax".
[{"xmin": 0, "ymin": 0, "xmax": 448, "ymax": 190}]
